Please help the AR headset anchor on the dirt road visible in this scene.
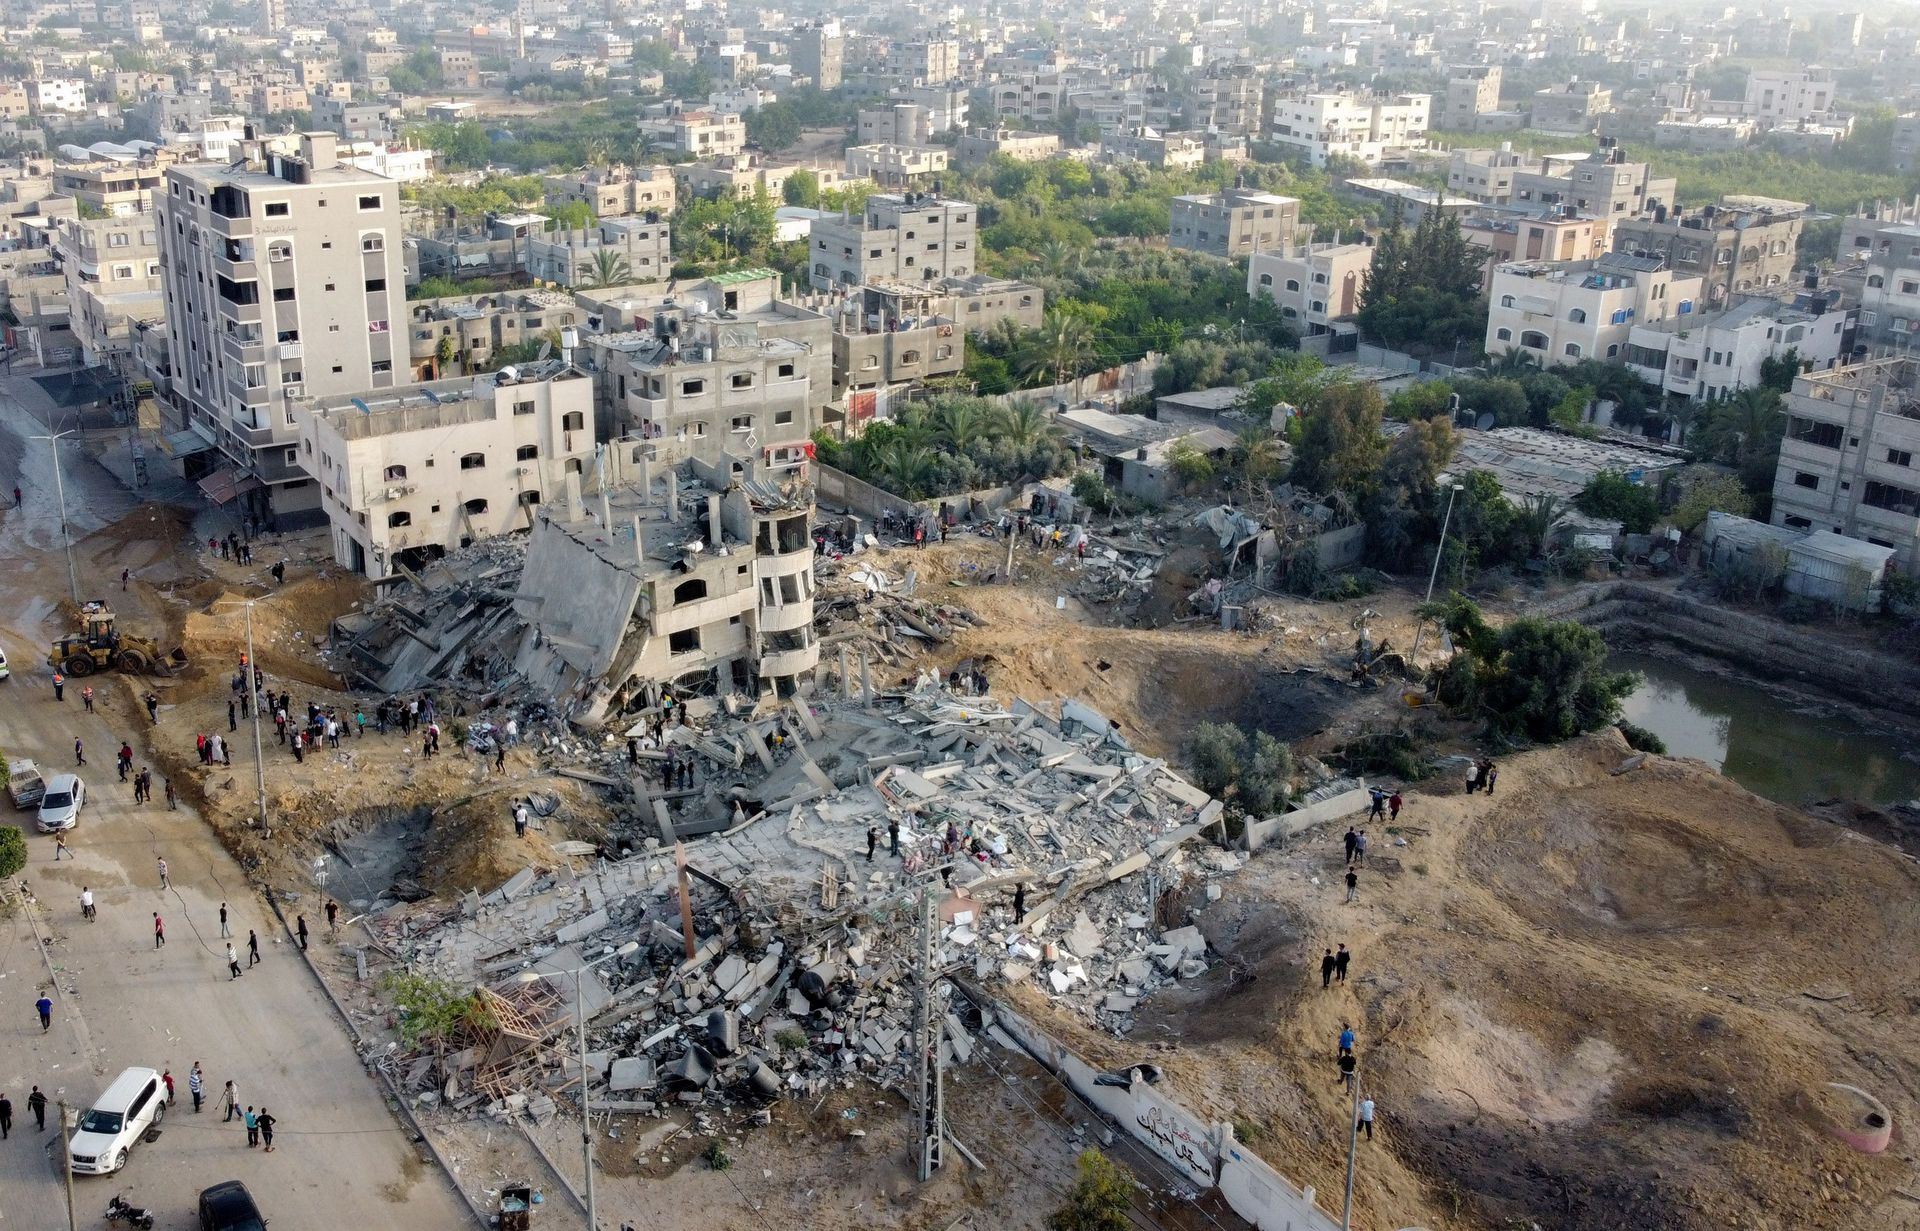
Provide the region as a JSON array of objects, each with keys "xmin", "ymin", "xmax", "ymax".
[{"xmin": 0, "ymin": 381, "xmax": 468, "ymax": 1231}]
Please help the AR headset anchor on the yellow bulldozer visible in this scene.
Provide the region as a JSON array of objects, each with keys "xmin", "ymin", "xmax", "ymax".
[{"xmin": 48, "ymin": 601, "xmax": 188, "ymax": 678}]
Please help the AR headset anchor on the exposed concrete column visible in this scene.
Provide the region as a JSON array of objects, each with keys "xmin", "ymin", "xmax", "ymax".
[
  {"xmin": 838, "ymin": 645, "xmax": 850, "ymax": 699},
  {"xmin": 631, "ymin": 514, "xmax": 643, "ymax": 562},
  {"xmin": 706, "ymin": 493, "xmax": 722, "ymax": 546},
  {"xmin": 860, "ymin": 647, "xmax": 873, "ymax": 708},
  {"xmin": 665, "ymin": 470, "xmax": 679, "ymax": 522},
  {"xmin": 600, "ymin": 491, "xmax": 613, "ymax": 531}
]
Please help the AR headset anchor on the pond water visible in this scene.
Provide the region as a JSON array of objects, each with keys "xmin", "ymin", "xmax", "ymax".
[{"xmin": 1613, "ymin": 652, "xmax": 1920, "ymax": 807}]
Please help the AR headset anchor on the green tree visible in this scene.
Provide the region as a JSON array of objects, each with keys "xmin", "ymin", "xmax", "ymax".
[
  {"xmin": 745, "ymin": 103, "xmax": 802, "ymax": 152},
  {"xmin": 782, "ymin": 168, "xmax": 820, "ymax": 207},
  {"xmin": 0, "ymin": 823, "xmax": 24, "ymax": 881},
  {"xmin": 1670, "ymin": 473, "xmax": 1753, "ymax": 532},
  {"xmin": 1291, "ymin": 382, "xmax": 1386, "ymax": 499},
  {"xmin": 631, "ymin": 39, "xmax": 674, "ymax": 72},
  {"xmin": 579, "ymin": 248, "xmax": 634, "ymax": 288},
  {"xmin": 1575, "ymin": 470, "xmax": 1659, "ymax": 534},
  {"xmin": 1019, "ymin": 308, "xmax": 1098, "ymax": 395},
  {"xmin": 1425, "ymin": 596, "xmax": 1637, "ymax": 744}
]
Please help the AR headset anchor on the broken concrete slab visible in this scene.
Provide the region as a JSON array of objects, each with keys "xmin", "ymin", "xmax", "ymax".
[
  {"xmin": 609, "ymin": 1056, "xmax": 657, "ymax": 1091},
  {"xmin": 1064, "ymin": 912, "xmax": 1104, "ymax": 959}
]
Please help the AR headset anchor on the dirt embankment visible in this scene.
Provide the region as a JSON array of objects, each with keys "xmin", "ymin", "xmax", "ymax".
[{"xmin": 1019, "ymin": 731, "xmax": 1920, "ymax": 1231}]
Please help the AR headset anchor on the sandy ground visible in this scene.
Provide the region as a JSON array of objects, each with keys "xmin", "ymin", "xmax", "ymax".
[{"xmin": 1009, "ymin": 730, "xmax": 1920, "ymax": 1231}]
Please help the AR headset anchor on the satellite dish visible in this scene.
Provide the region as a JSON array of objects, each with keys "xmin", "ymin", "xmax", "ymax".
[
  {"xmin": 1474, "ymin": 412, "xmax": 1496, "ymax": 431},
  {"xmin": 536, "ymin": 340, "xmax": 553, "ymax": 362}
]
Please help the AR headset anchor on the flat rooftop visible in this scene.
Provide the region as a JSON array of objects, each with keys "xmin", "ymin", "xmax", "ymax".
[{"xmin": 308, "ymin": 365, "xmax": 586, "ymax": 439}]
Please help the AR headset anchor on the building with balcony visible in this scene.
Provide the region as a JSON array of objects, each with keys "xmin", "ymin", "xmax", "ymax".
[
  {"xmin": 1268, "ymin": 91, "xmax": 1430, "ymax": 168},
  {"xmin": 1169, "ymin": 188, "xmax": 1300, "ymax": 260},
  {"xmin": 311, "ymin": 98, "xmax": 397, "ymax": 141},
  {"xmin": 1832, "ymin": 208, "xmax": 1920, "ymax": 351},
  {"xmin": 1444, "ymin": 64, "xmax": 1503, "ymax": 131},
  {"xmin": 1446, "ymin": 145, "xmax": 1532, "ymax": 204},
  {"xmin": 638, "ymin": 110, "xmax": 746, "ymax": 158},
  {"xmin": 791, "ymin": 21, "xmax": 844, "ymax": 90},
  {"xmin": 1100, "ymin": 127, "xmax": 1208, "ymax": 171},
  {"xmin": 1184, "ymin": 62, "xmax": 1261, "ymax": 137},
  {"xmin": 1611, "ymin": 197, "xmax": 1806, "ymax": 307},
  {"xmin": 28, "ymin": 78, "xmax": 88, "ymax": 114},
  {"xmin": 824, "ymin": 281, "xmax": 964, "ymax": 402},
  {"xmin": 807, "ymin": 191, "xmax": 976, "ymax": 290},
  {"xmin": 405, "ymin": 290, "xmax": 587, "ymax": 383},
  {"xmin": 295, "ymin": 362, "xmax": 596, "ymax": 576},
  {"xmin": 1248, "ymin": 241, "xmax": 1372, "ymax": 336},
  {"xmin": 1623, "ymin": 290, "xmax": 1852, "ymax": 405},
  {"xmin": 51, "ymin": 158, "xmax": 170, "ymax": 218},
  {"xmin": 1486, "ymin": 253, "xmax": 1704, "ymax": 366},
  {"xmin": 1770, "ymin": 357, "xmax": 1920, "ymax": 572},
  {"xmin": 1744, "ymin": 69, "xmax": 1835, "ymax": 129},
  {"xmin": 512, "ymin": 456, "xmax": 820, "ymax": 708},
  {"xmin": 1530, "ymin": 80, "xmax": 1613, "ymax": 135},
  {"xmin": 1508, "ymin": 146, "xmax": 1676, "ymax": 221},
  {"xmin": 1462, "ymin": 210, "xmax": 1610, "ymax": 289},
  {"xmin": 955, "ymin": 126, "xmax": 1059, "ymax": 167},
  {"xmin": 843, "ymin": 143, "xmax": 948, "ymax": 187},
  {"xmin": 525, "ymin": 215, "xmax": 671, "ymax": 288},
  {"xmin": 154, "ymin": 133, "xmax": 407, "ymax": 527},
  {"xmin": 56, "ymin": 207, "xmax": 161, "ymax": 371},
  {"xmin": 542, "ymin": 164, "xmax": 678, "ymax": 218}
]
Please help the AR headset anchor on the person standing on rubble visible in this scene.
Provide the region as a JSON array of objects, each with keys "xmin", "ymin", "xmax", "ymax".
[
  {"xmin": 513, "ymin": 801, "xmax": 529, "ymax": 838},
  {"xmin": 1012, "ymin": 882, "xmax": 1027, "ymax": 923},
  {"xmin": 493, "ymin": 743, "xmax": 506, "ymax": 773},
  {"xmin": 1344, "ymin": 866, "xmax": 1359, "ymax": 903},
  {"xmin": 888, "ymin": 815, "xmax": 901, "ymax": 857},
  {"xmin": 866, "ymin": 825, "xmax": 878, "ymax": 862}
]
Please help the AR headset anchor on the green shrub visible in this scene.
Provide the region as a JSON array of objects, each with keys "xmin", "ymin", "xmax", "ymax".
[
  {"xmin": 1334, "ymin": 725, "xmax": 1431, "ymax": 780},
  {"xmin": 1616, "ymin": 721, "xmax": 1666, "ymax": 755},
  {"xmin": 0, "ymin": 826, "xmax": 24, "ymax": 881}
]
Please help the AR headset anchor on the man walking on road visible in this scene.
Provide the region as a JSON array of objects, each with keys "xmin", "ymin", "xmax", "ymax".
[
  {"xmin": 325, "ymin": 899, "xmax": 338, "ymax": 937},
  {"xmin": 80, "ymin": 887, "xmax": 93, "ymax": 920},
  {"xmin": 226, "ymin": 943, "xmax": 243, "ymax": 980},
  {"xmin": 27, "ymin": 1087, "xmax": 46, "ymax": 1131},
  {"xmin": 82, "ymin": 686, "xmax": 94, "ymax": 713},
  {"xmin": 295, "ymin": 915, "xmax": 308, "ymax": 950},
  {"xmin": 0, "ymin": 1091, "xmax": 11, "ymax": 1138},
  {"xmin": 256, "ymin": 1107, "xmax": 276, "ymax": 1152},
  {"xmin": 35, "ymin": 993, "xmax": 52, "ymax": 1031},
  {"xmin": 1321, "ymin": 948, "xmax": 1337, "ymax": 989},
  {"xmin": 247, "ymin": 930, "xmax": 260, "ymax": 967},
  {"xmin": 54, "ymin": 834, "xmax": 70, "ymax": 861},
  {"xmin": 1344, "ymin": 866, "xmax": 1359, "ymax": 903},
  {"xmin": 1334, "ymin": 943, "xmax": 1352, "ymax": 983},
  {"xmin": 1356, "ymin": 1097, "xmax": 1375, "ymax": 1141},
  {"xmin": 512, "ymin": 801, "xmax": 528, "ymax": 837},
  {"xmin": 221, "ymin": 1082, "xmax": 240, "ymax": 1121},
  {"xmin": 154, "ymin": 913, "xmax": 165, "ymax": 948},
  {"xmin": 189, "ymin": 1063, "xmax": 204, "ymax": 1112},
  {"xmin": 1343, "ymin": 827, "xmax": 1358, "ymax": 864},
  {"xmin": 157, "ymin": 857, "xmax": 169, "ymax": 890},
  {"xmin": 219, "ymin": 903, "xmax": 230, "ymax": 938},
  {"xmin": 243, "ymin": 1106, "xmax": 258, "ymax": 1147},
  {"xmin": 74, "ymin": 737, "xmax": 84, "ymax": 765},
  {"xmin": 53, "ymin": 672, "xmax": 64, "ymax": 701}
]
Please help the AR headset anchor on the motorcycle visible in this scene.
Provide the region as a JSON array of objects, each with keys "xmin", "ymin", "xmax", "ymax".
[{"xmin": 105, "ymin": 1194, "xmax": 155, "ymax": 1231}]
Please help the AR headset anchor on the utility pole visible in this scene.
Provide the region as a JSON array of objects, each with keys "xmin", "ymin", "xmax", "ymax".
[
  {"xmin": 60, "ymin": 1099, "xmax": 75, "ymax": 1231},
  {"xmin": 911, "ymin": 885, "xmax": 944, "ymax": 1180},
  {"xmin": 1408, "ymin": 480, "xmax": 1466, "ymax": 663},
  {"xmin": 217, "ymin": 600, "xmax": 271, "ymax": 835},
  {"xmin": 30, "ymin": 430, "xmax": 80, "ymax": 605}
]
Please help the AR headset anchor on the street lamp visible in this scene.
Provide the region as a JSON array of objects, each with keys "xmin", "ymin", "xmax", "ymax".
[
  {"xmin": 215, "ymin": 600, "xmax": 270, "ymax": 836},
  {"xmin": 519, "ymin": 940, "xmax": 640, "ymax": 1230},
  {"xmin": 29, "ymin": 429, "xmax": 80, "ymax": 605},
  {"xmin": 1409, "ymin": 481, "xmax": 1466, "ymax": 663}
]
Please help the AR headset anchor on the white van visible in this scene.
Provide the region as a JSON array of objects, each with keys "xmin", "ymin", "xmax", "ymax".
[{"xmin": 69, "ymin": 1067, "xmax": 166, "ymax": 1174}]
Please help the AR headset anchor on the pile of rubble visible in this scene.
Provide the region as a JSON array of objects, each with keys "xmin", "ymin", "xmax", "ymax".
[{"xmin": 360, "ymin": 685, "xmax": 1247, "ymax": 1129}]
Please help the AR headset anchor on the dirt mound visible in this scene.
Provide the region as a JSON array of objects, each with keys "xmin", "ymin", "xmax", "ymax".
[
  {"xmin": 175, "ymin": 573, "xmax": 366, "ymax": 689},
  {"xmin": 1023, "ymin": 729, "xmax": 1920, "ymax": 1231}
]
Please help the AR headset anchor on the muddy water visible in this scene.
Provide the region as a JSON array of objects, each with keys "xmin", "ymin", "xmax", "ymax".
[{"xmin": 1614, "ymin": 651, "xmax": 1920, "ymax": 807}]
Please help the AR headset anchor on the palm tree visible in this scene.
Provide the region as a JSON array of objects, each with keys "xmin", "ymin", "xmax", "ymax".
[
  {"xmin": 577, "ymin": 248, "xmax": 633, "ymax": 289},
  {"xmin": 1486, "ymin": 346, "xmax": 1541, "ymax": 378},
  {"xmin": 1232, "ymin": 425, "xmax": 1284, "ymax": 501},
  {"xmin": 933, "ymin": 400, "xmax": 987, "ymax": 449},
  {"xmin": 1513, "ymin": 492, "xmax": 1562, "ymax": 558},
  {"xmin": 1665, "ymin": 397, "xmax": 1700, "ymax": 447},
  {"xmin": 1028, "ymin": 239, "xmax": 1083, "ymax": 280},
  {"xmin": 992, "ymin": 401, "xmax": 1063, "ymax": 452},
  {"xmin": 890, "ymin": 404, "xmax": 936, "ymax": 448},
  {"xmin": 877, "ymin": 442, "xmax": 935, "ymax": 497},
  {"xmin": 1019, "ymin": 309, "xmax": 1098, "ymax": 399},
  {"xmin": 1722, "ymin": 387, "xmax": 1784, "ymax": 466}
]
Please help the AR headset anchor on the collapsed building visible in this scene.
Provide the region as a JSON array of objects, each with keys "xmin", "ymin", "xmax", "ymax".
[{"xmin": 330, "ymin": 454, "xmax": 819, "ymax": 718}]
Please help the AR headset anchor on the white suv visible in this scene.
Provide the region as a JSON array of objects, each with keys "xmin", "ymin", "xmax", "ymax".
[{"xmin": 69, "ymin": 1067, "xmax": 165, "ymax": 1174}]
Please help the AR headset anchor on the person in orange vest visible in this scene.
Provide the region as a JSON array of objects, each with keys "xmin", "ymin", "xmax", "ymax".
[{"xmin": 51, "ymin": 671, "xmax": 64, "ymax": 701}]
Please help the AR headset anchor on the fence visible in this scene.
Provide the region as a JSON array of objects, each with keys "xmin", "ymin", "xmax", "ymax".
[
  {"xmin": 1242, "ymin": 784, "xmax": 1371, "ymax": 853},
  {"xmin": 987, "ymin": 354, "xmax": 1164, "ymax": 412},
  {"xmin": 979, "ymin": 992, "xmax": 1343, "ymax": 1231}
]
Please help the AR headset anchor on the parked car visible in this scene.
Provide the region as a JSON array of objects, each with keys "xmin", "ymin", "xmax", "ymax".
[
  {"xmin": 69, "ymin": 1067, "xmax": 165, "ymax": 1174},
  {"xmin": 198, "ymin": 1181, "xmax": 266, "ymax": 1231},
  {"xmin": 36, "ymin": 773, "xmax": 84, "ymax": 832},
  {"xmin": 8, "ymin": 757, "xmax": 45, "ymax": 809}
]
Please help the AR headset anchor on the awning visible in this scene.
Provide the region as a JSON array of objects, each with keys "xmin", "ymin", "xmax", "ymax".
[
  {"xmin": 198, "ymin": 467, "xmax": 262, "ymax": 505},
  {"xmin": 159, "ymin": 428, "xmax": 214, "ymax": 458}
]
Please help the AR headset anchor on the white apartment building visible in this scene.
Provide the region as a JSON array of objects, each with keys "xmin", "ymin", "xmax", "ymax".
[
  {"xmin": 639, "ymin": 111, "xmax": 746, "ymax": 158},
  {"xmin": 807, "ymin": 192, "xmax": 976, "ymax": 291},
  {"xmin": 542, "ymin": 165, "xmax": 677, "ymax": 218},
  {"xmin": 1248, "ymin": 242, "xmax": 1372, "ymax": 336},
  {"xmin": 156, "ymin": 133, "xmax": 407, "ymax": 527},
  {"xmin": 28, "ymin": 78, "xmax": 88, "ymax": 113},
  {"xmin": 340, "ymin": 143, "xmax": 434, "ymax": 183},
  {"xmin": 1509, "ymin": 148, "xmax": 1677, "ymax": 222},
  {"xmin": 1839, "ymin": 219, "xmax": 1920, "ymax": 350},
  {"xmin": 1444, "ymin": 65, "xmax": 1502, "ymax": 130},
  {"xmin": 57, "ymin": 208, "xmax": 162, "ymax": 371},
  {"xmin": 843, "ymin": 143, "xmax": 948, "ymax": 187},
  {"xmin": 296, "ymin": 364, "xmax": 596, "ymax": 576},
  {"xmin": 1771, "ymin": 357, "xmax": 1920, "ymax": 571},
  {"xmin": 1447, "ymin": 146, "xmax": 1531, "ymax": 203},
  {"xmin": 1268, "ymin": 92, "xmax": 1430, "ymax": 167},
  {"xmin": 1744, "ymin": 70, "xmax": 1835, "ymax": 129},
  {"xmin": 1486, "ymin": 253, "xmax": 1705, "ymax": 365},
  {"xmin": 1624, "ymin": 293, "xmax": 1852, "ymax": 404}
]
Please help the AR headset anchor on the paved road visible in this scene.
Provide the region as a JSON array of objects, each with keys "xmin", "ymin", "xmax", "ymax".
[{"xmin": 0, "ymin": 378, "xmax": 469, "ymax": 1231}]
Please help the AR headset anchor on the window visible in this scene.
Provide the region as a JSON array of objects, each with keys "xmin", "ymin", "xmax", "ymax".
[
  {"xmin": 731, "ymin": 372, "xmax": 753, "ymax": 389},
  {"xmin": 681, "ymin": 379, "xmax": 706, "ymax": 395},
  {"xmin": 368, "ymin": 320, "xmax": 388, "ymax": 334},
  {"xmin": 901, "ymin": 349, "xmax": 921, "ymax": 364},
  {"xmin": 361, "ymin": 235, "xmax": 383, "ymax": 253},
  {"xmin": 272, "ymin": 286, "xmax": 295, "ymax": 302},
  {"xmin": 371, "ymin": 360, "xmax": 391, "ymax": 375},
  {"xmin": 1783, "ymin": 514, "xmax": 1813, "ymax": 529},
  {"xmin": 516, "ymin": 445, "xmax": 537, "ymax": 460},
  {"xmin": 383, "ymin": 464, "xmax": 407, "ymax": 481},
  {"xmin": 1564, "ymin": 343, "xmax": 1582, "ymax": 358},
  {"xmin": 520, "ymin": 490, "xmax": 541, "ymax": 505},
  {"xmin": 1568, "ymin": 308, "xmax": 1587, "ymax": 323},
  {"xmin": 561, "ymin": 411, "xmax": 584, "ymax": 432},
  {"xmin": 1864, "ymin": 480, "xmax": 1920, "ymax": 512},
  {"xmin": 774, "ymin": 409, "xmax": 794, "ymax": 425},
  {"xmin": 387, "ymin": 511, "xmax": 411, "ymax": 527},
  {"xmin": 1520, "ymin": 330, "xmax": 1548, "ymax": 350},
  {"xmin": 365, "ymin": 278, "xmax": 386, "ymax": 293},
  {"xmin": 513, "ymin": 400, "xmax": 536, "ymax": 416},
  {"xmin": 1258, "ymin": 273, "xmax": 1274, "ymax": 287},
  {"xmin": 1793, "ymin": 471, "xmax": 1819, "ymax": 489},
  {"xmin": 1496, "ymin": 327, "xmax": 1513, "ymax": 341},
  {"xmin": 358, "ymin": 194, "xmax": 382, "ymax": 211},
  {"xmin": 1789, "ymin": 416, "xmax": 1843, "ymax": 448},
  {"xmin": 463, "ymin": 498, "xmax": 489, "ymax": 515},
  {"xmin": 460, "ymin": 452, "xmax": 485, "ymax": 469},
  {"xmin": 1907, "ymin": 282, "xmax": 1920, "ymax": 295},
  {"xmin": 1889, "ymin": 449, "xmax": 1914, "ymax": 467},
  {"xmin": 264, "ymin": 202, "xmax": 289, "ymax": 218},
  {"xmin": 673, "ymin": 578, "xmax": 708, "ymax": 604},
  {"xmin": 668, "ymin": 628, "xmax": 701, "ymax": 654},
  {"xmin": 777, "ymin": 362, "xmax": 794, "ymax": 377},
  {"xmin": 1500, "ymin": 295, "xmax": 1515, "ymax": 308}
]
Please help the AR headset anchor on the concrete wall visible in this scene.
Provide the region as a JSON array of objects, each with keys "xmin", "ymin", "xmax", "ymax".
[
  {"xmin": 1243, "ymin": 784, "xmax": 1370, "ymax": 852},
  {"xmin": 1314, "ymin": 522, "xmax": 1367, "ymax": 572},
  {"xmin": 983, "ymin": 994, "xmax": 1341, "ymax": 1231},
  {"xmin": 813, "ymin": 461, "xmax": 927, "ymax": 525}
]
